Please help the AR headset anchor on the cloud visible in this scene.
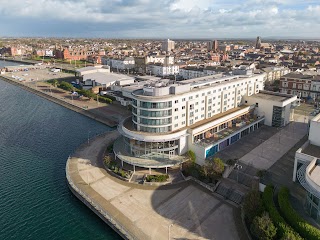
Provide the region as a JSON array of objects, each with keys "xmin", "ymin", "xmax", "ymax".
[{"xmin": 0, "ymin": 0, "xmax": 319, "ymax": 38}]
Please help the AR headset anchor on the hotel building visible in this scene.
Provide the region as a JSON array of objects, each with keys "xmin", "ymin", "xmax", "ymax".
[{"xmin": 114, "ymin": 73, "xmax": 297, "ymax": 172}]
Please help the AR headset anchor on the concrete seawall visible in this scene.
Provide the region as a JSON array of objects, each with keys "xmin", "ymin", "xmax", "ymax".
[
  {"xmin": 66, "ymin": 166, "xmax": 132, "ymax": 240},
  {"xmin": 0, "ymin": 76, "xmax": 117, "ymax": 127}
]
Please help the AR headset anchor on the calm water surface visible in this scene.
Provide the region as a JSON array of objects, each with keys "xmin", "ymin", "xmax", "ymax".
[{"xmin": 0, "ymin": 60, "xmax": 120, "ymax": 240}]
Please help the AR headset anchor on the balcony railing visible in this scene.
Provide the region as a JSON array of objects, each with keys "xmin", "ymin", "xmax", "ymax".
[{"xmin": 194, "ymin": 116, "xmax": 265, "ymax": 148}]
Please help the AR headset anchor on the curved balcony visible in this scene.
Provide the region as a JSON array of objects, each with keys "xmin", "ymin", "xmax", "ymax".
[
  {"xmin": 114, "ymin": 137, "xmax": 188, "ymax": 168},
  {"xmin": 297, "ymin": 159, "xmax": 320, "ymax": 199},
  {"xmin": 118, "ymin": 117, "xmax": 188, "ymax": 142}
]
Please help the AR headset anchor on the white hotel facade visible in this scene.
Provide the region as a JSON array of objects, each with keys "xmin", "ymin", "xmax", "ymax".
[{"xmin": 115, "ymin": 73, "xmax": 296, "ymax": 171}]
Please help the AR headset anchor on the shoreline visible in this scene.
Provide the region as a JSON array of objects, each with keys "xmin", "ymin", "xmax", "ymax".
[
  {"xmin": 66, "ymin": 130, "xmax": 134, "ymax": 240},
  {"xmin": 0, "ymin": 75, "xmax": 117, "ymax": 127}
]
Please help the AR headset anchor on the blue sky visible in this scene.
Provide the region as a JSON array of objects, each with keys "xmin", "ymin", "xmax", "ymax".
[{"xmin": 0, "ymin": 0, "xmax": 320, "ymax": 39}]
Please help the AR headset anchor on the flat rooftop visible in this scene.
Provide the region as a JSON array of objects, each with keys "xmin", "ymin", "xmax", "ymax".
[
  {"xmin": 84, "ymin": 72, "xmax": 134, "ymax": 85},
  {"xmin": 309, "ymin": 163, "xmax": 320, "ymax": 186},
  {"xmin": 311, "ymin": 113, "xmax": 320, "ymax": 123},
  {"xmin": 302, "ymin": 144, "xmax": 320, "ymax": 158},
  {"xmin": 248, "ymin": 90, "xmax": 294, "ymax": 102}
]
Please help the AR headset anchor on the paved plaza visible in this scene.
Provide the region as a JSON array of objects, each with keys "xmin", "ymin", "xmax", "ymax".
[
  {"xmin": 239, "ymin": 121, "xmax": 308, "ymax": 170},
  {"xmin": 67, "ymin": 131, "xmax": 248, "ymax": 240}
]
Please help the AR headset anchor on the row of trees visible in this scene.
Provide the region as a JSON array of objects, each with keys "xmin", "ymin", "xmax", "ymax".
[
  {"xmin": 242, "ymin": 186, "xmax": 319, "ymax": 240},
  {"xmin": 48, "ymin": 80, "xmax": 113, "ymax": 104}
]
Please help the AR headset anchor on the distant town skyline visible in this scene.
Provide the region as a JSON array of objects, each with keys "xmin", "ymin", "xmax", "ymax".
[{"xmin": 1, "ymin": 0, "xmax": 320, "ymax": 39}]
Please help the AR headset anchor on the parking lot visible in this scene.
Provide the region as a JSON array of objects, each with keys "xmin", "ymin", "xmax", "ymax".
[{"xmin": 5, "ymin": 68, "xmax": 73, "ymax": 82}]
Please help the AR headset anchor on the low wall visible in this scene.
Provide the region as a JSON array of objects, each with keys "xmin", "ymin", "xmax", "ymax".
[{"xmin": 66, "ymin": 160, "xmax": 134, "ymax": 240}]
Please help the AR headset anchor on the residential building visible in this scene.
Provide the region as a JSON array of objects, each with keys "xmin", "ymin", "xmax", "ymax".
[
  {"xmin": 261, "ymin": 66, "xmax": 291, "ymax": 84},
  {"xmin": 207, "ymin": 40, "xmax": 218, "ymax": 51},
  {"xmin": 280, "ymin": 73, "xmax": 320, "ymax": 99},
  {"xmin": 179, "ymin": 67, "xmax": 221, "ymax": 80},
  {"xmin": 162, "ymin": 39, "xmax": 175, "ymax": 52},
  {"xmin": 146, "ymin": 64, "xmax": 179, "ymax": 76},
  {"xmin": 102, "ymin": 57, "xmax": 135, "ymax": 71},
  {"xmin": 114, "ymin": 72, "xmax": 297, "ymax": 171}
]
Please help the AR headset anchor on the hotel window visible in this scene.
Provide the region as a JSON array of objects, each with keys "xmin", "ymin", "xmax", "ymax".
[
  {"xmin": 208, "ymin": 106, "xmax": 212, "ymax": 111},
  {"xmin": 195, "ymin": 116, "xmax": 198, "ymax": 120},
  {"xmin": 201, "ymin": 107, "xmax": 204, "ymax": 111},
  {"xmin": 182, "ymin": 121, "xmax": 185, "ymax": 125},
  {"xmin": 223, "ymin": 107, "xmax": 227, "ymax": 111},
  {"xmin": 213, "ymin": 97, "xmax": 215, "ymax": 100},
  {"xmin": 195, "ymin": 109, "xmax": 198, "ymax": 113},
  {"xmin": 223, "ymin": 87, "xmax": 226, "ymax": 90},
  {"xmin": 182, "ymin": 98, "xmax": 186, "ymax": 101},
  {"xmin": 174, "ymin": 124, "xmax": 178, "ymax": 127},
  {"xmin": 196, "ymin": 94, "xmax": 199, "ymax": 98},
  {"xmin": 202, "ymin": 100, "xmax": 205, "ymax": 103},
  {"xmin": 182, "ymin": 113, "xmax": 185, "ymax": 117},
  {"xmin": 195, "ymin": 102, "xmax": 199, "ymax": 105},
  {"xmin": 175, "ymin": 100, "xmax": 178, "ymax": 103},
  {"xmin": 213, "ymin": 90, "xmax": 216, "ymax": 93},
  {"xmin": 190, "ymin": 104, "xmax": 194, "ymax": 110},
  {"xmin": 182, "ymin": 106, "xmax": 185, "ymax": 109},
  {"xmin": 202, "ymin": 93, "xmax": 205, "ymax": 96},
  {"xmin": 175, "ymin": 108, "xmax": 178, "ymax": 112},
  {"xmin": 190, "ymin": 119, "xmax": 194, "ymax": 125},
  {"xmin": 175, "ymin": 116, "xmax": 178, "ymax": 119},
  {"xmin": 189, "ymin": 96, "xmax": 193, "ymax": 100},
  {"xmin": 201, "ymin": 114, "xmax": 204, "ymax": 118},
  {"xmin": 208, "ymin": 99, "xmax": 212, "ymax": 104},
  {"xmin": 208, "ymin": 113, "xmax": 211, "ymax": 117},
  {"xmin": 224, "ymin": 94, "xmax": 227, "ymax": 98}
]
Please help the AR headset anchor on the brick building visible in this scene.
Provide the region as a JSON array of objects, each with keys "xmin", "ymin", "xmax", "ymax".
[{"xmin": 280, "ymin": 73, "xmax": 320, "ymax": 100}]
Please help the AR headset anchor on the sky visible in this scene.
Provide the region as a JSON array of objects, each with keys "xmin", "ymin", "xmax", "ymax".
[{"xmin": 0, "ymin": 0, "xmax": 320, "ymax": 39}]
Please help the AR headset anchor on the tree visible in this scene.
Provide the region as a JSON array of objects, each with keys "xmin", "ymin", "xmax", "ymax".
[
  {"xmin": 201, "ymin": 158, "xmax": 225, "ymax": 182},
  {"xmin": 186, "ymin": 150, "xmax": 196, "ymax": 165},
  {"xmin": 251, "ymin": 212, "xmax": 277, "ymax": 240},
  {"xmin": 243, "ymin": 190, "xmax": 264, "ymax": 224}
]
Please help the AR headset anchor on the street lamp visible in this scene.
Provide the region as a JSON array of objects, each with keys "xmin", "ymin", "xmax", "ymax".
[
  {"xmin": 235, "ymin": 163, "xmax": 242, "ymax": 183},
  {"xmin": 168, "ymin": 223, "xmax": 174, "ymax": 240},
  {"xmin": 87, "ymin": 130, "xmax": 91, "ymax": 145}
]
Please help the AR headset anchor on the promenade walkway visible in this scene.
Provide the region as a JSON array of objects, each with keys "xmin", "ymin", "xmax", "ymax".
[
  {"xmin": 0, "ymin": 74, "xmax": 131, "ymax": 127},
  {"xmin": 66, "ymin": 131, "xmax": 248, "ymax": 240}
]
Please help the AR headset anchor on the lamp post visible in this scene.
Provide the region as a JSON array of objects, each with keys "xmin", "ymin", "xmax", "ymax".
[
  {"xmin": 235, "ymin": 163, "xmax": 242, "ymax": 183},
  {"xmin": 168, "ymin": 223, "xmax": 174, "ymax": 240},
  {"xmin": 87, "ymin": 131, "xmax": 91, "ymax": 145}
]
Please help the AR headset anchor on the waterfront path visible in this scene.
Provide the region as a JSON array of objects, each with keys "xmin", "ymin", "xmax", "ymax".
[
  {"xmin": 66, "ymin": 131, "xmax": 248, "ymax": 240},
  {"xmin": 0, "ymin": 75, "xmax": 131, "ymax": 127}
]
